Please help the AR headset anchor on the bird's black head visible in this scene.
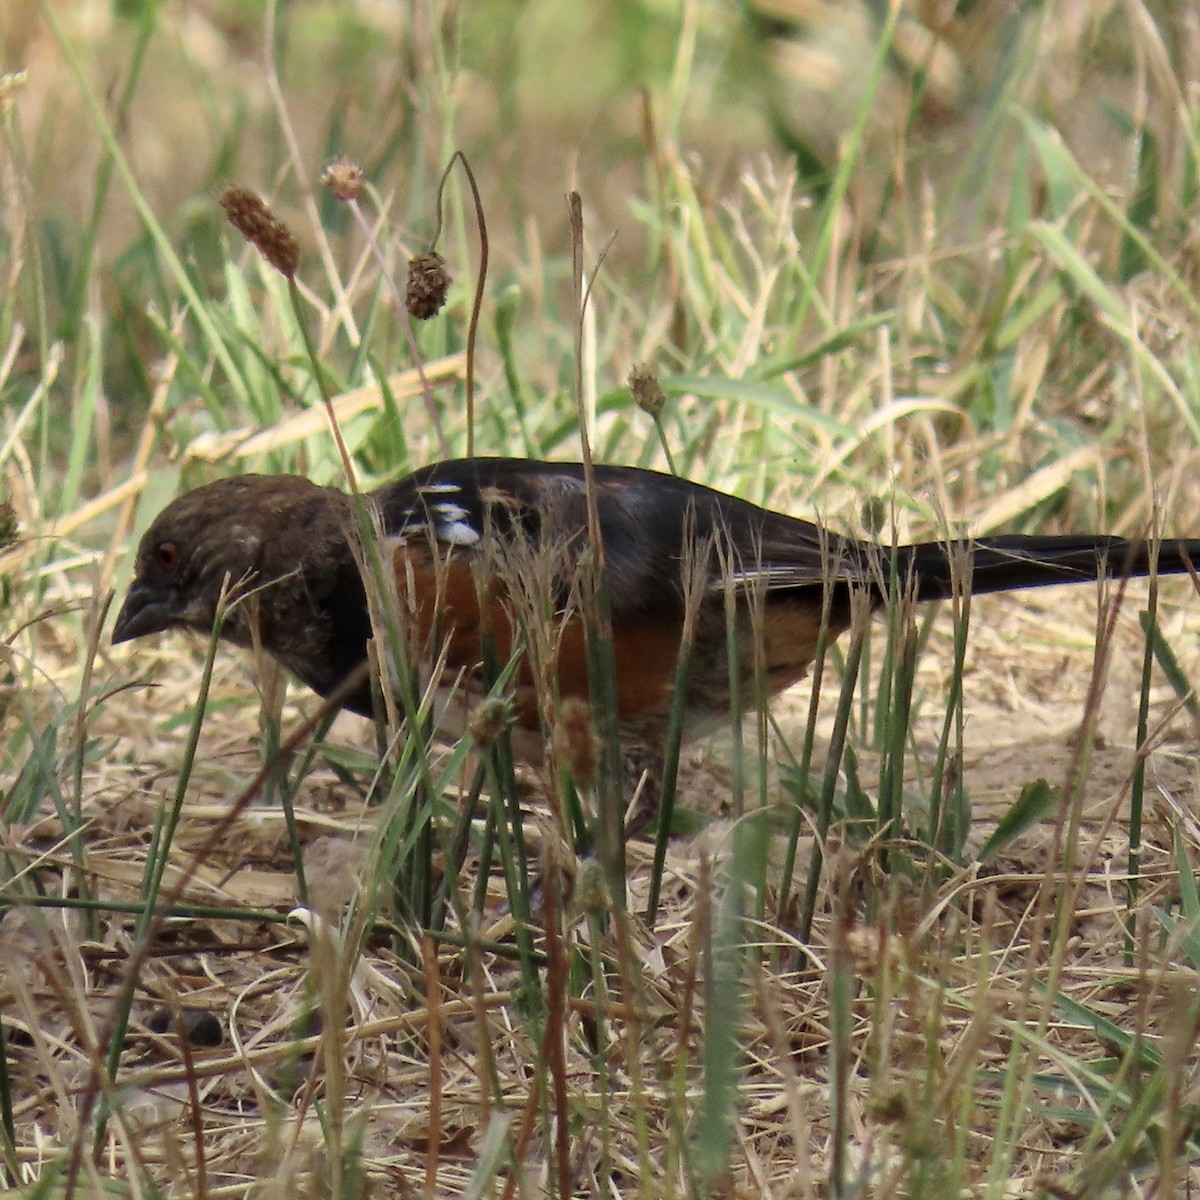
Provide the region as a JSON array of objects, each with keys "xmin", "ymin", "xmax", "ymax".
[{"xmin": 112, "ymin": 474, "xmax": 353, "ymax": 653}]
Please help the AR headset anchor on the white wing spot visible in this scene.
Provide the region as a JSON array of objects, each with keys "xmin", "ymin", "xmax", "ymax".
[
  {"xmin": 439, "ymin": 520, "xmax": 481, "ymax": 546},
  {"xmin": 434, "ymin": 501, "xmax": 470, "ymax": 523},
  {"xmin": 420, "ymin": 482, "xmax": 461, "ymax": 495}
]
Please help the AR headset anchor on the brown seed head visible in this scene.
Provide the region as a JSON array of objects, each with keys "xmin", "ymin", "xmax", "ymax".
[
  {"xmin": 406, "ymin": 252, "xmax": 451, "ymax": 320},
  {"xmin": 321, "ymin": 158, "xmax": 365, "ymax": 202},
  {"xmin": 219, "ymin": 186, "xmax": 300, "ymax": 279},
  {"xmin": 571, "ymin": 858, "xmax": 611, "ymax": 917},
  {"xmin": 552, "ymin": 698, "xmax": 599, "ymax": 789},
  {"xmin": 628, "ymin": 364, "xmax": 667, "ymax": 417},
  {"xmin": 466, "ymin": 697, "xmax": 515, "ymax": 751},
  {"xmin": 0, "ymin": 501, "xmax": 18, "ymax": 553}
]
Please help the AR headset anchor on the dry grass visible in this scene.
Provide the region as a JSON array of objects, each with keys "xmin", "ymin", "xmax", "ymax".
[{"xmin": 10, "ymin": 593, "xmax": 1200, "ymax": 1195}]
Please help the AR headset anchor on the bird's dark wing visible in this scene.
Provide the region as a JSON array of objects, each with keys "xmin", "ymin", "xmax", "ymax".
[{"xmin": 369, "ymin": 458, "xmax": 873, "ymax": 617}]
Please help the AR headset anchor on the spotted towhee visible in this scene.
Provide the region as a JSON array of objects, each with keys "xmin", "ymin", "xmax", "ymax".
[{"xmin": 112, "ymin": 458, "xmax": 1200, "ymax": 749}]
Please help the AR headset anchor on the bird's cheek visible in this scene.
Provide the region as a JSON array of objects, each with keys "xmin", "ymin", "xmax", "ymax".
[{"xmin": 154, "ymin": 583, "xmax": 216, "ymax": 638}]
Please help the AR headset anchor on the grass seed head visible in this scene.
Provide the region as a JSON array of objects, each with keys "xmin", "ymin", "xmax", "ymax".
[
  {"xmin": 0, "ymin": 501, "xmax": 18, "ymax": 552},
  {"xmin": 321, "ymin": 158, "xmax": 365, "ymax": 202},
  {"xmin": 553, "ymin": 697, "xmax": 599, "ymax": 789},
  {"xmin": 218, "ymin": 185, "xmax": 300, "ymax": 279},
  {"xmin": 406, "ymin": 252, "xmax": 451, "ymax": 319},
  {"xmin": 466, "ymin": 696, "xmax": 515, "ymax": 750},
  {"xmin": 628, "ymin": 363, "xmax": 667, "ymax": 417}
]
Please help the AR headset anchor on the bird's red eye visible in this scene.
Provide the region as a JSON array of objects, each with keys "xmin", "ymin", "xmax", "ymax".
[{"xmin": 155, "ymin": 541, "xmax": 180, "ymax": 570}]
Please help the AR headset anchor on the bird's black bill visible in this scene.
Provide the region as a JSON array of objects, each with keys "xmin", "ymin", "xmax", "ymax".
[{"xmin": 112, "ymin": 583, "xmax": 173, "ymax": 645}]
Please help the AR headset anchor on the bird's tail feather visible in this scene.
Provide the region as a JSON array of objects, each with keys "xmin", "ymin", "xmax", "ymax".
[{"xmin": 897, "ymin": 535, "xmax": 1200, "ymax": 603}]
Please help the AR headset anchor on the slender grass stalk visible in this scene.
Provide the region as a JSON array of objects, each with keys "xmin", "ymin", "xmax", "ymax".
[
  {"xmin": 92, "ymin": 580, "xmax": 232, "ymax": 1160},
  {"xmin": 483, "ymin": 747, "xmax": 537, "ymax": 988},
  {"xmin": 60, "ymin": 5, "xmax": 155, "ymax": 344},
  {"xmin": 0, "ymin": 1002, "xmax": 16, "ymax": 1183},
  {"xmin": 984, "ymin": 583, "xmax": 1127, "ymax": 1193},
  {"xmin": 430, "ymin": 759, "xmax": 487, "ymax": 933},
  {"xmin": 252, "ymin": 654, "xmax": 307, "ymax": 903},
  {"xmin": 776, "ymin": 555, "xmax": 838, "ymax": 923},
  {"xmin": 39, "ymin": 3, "xmax": 255, "ymax": 414},
  {"xmin": 135, "ymin": 595, "xmax": 233, "ymax": 937},
  {"xmin": 471, "ymin": 804, "xmax": 496, "ymax": 917},
  {"xmin": 286, "ymin": 275, "xmax": 359, "ymax": 492},
  {"xmin": 338, "ymin": 188, "xmax": 448, "ymax": 458},
  {"xmin": 66, "ymin": 662, "xmax": 365, "ymax": 1198},
  {"xmin": 876, "ymin": 590, "xmax": 918, "ymax": 878},
  {"xmin": 1127, "ymin": 569, "xmax": 1158, "ymax": 960},
  {"xmin": 171, "ymin": 1003, "xmax": 210, "ymax": 1200},
  {"xmin": 608, "ymin": 900, "xmax": 655, "ymax": 1192},
  {"xmin": 567, "ymin": 191, "xmax": 625, "ymax": 904},
  {"xmin": 651, "ymin": 412, "xmax": 679, "ymax": 474},
  {"xmin": 799, "ymin": 592, "xmax": 872, "ymax": 943},
  {"xmin": 539, "ymin": 848, "xmax": 571, "ymax": 1200},
  {"xmin": 722, "ymin": 559, "xmax": 745, "ymax": 822},
  {"xmin": 583, "ymin": 907, "xmax": 615, "ymax": 1190},
  {"xmin": 646, "ymin": 522, "xmax": 708, "ymax": 921},
  {"xmin": 692, "ymin": 803, "xmax": 770, "ymax": 1187},
  {"xmin": 663, "ymin": 853, "xmax": 706, "ymax": 1197},
  {"xmin": 788, "ymin": 1, "xmax": 900, "ymax": 334},
  {"xmin": 826, "ymin": 899, "xmax": 854, "ymax": 1199},
  {"xmin": 275, "ymin": 240, "xmax": 452, "ymax": 937},
  {"xmin": 0, "ymin": 892, "xmax": 293, "ymax": 923},
  {"xmin": 926, "ymin": 568, "xmax": 973, "ymax": 866},
  {"xmin": 422, "ymin": 933, "xmax": 443, "ymax": 1194},
  {"xmin": 429, "ymin": 151, "xmax": 489, "ymax": 458}
]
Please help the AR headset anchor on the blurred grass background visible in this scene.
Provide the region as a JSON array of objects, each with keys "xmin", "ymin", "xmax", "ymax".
[{"xmin": 5, "ymin": 1, "xmax": 1200, "ymax": 527}]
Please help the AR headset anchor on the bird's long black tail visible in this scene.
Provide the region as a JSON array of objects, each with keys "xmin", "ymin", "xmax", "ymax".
[{"xmin": 898, "ymin": 535, "xmax": 1200, "ymax": 603}]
